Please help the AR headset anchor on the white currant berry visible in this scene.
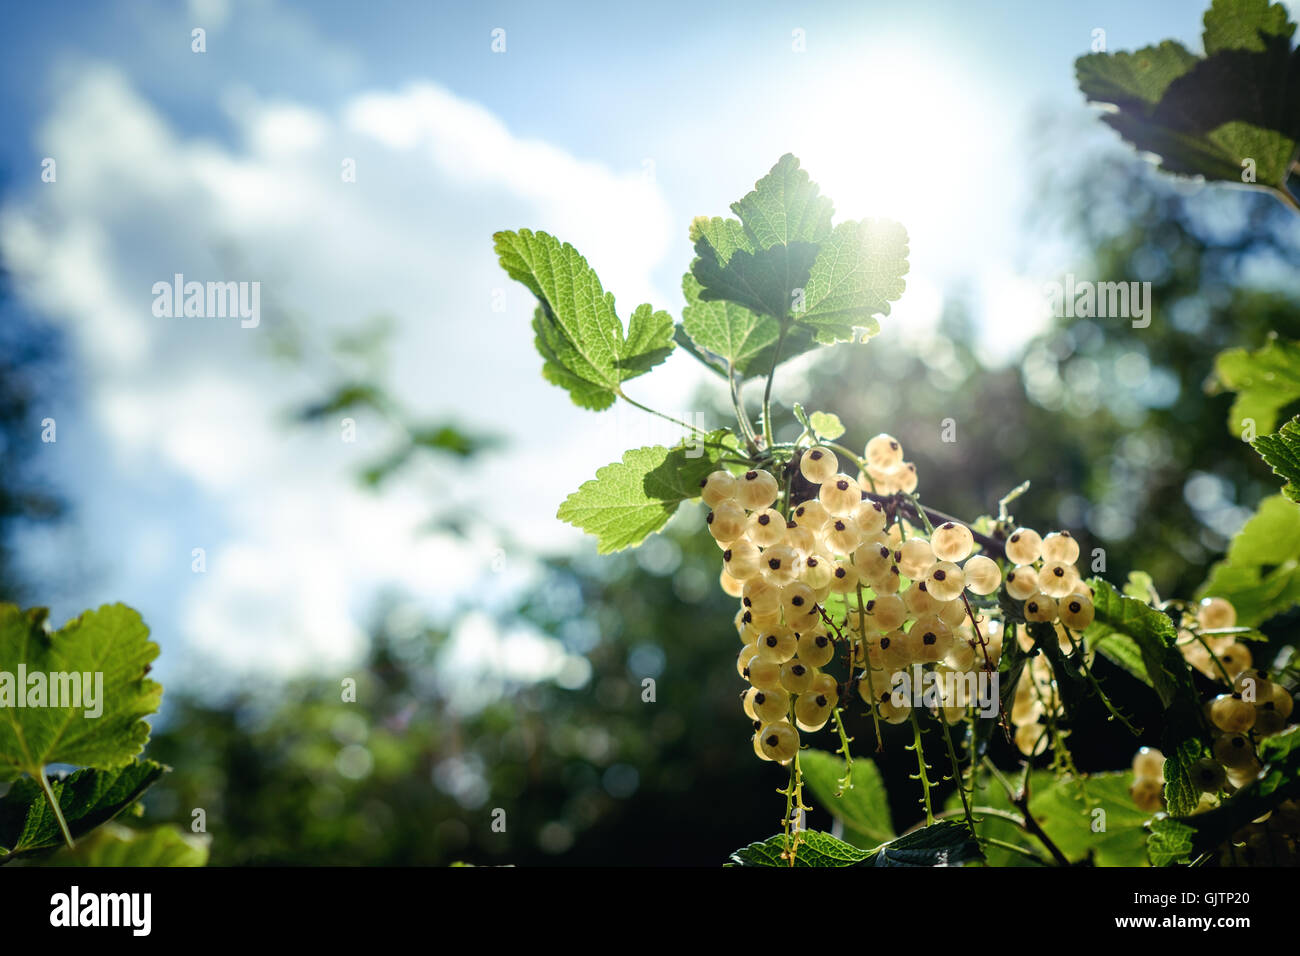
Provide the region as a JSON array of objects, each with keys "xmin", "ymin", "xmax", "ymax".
[
  {"xmin": 853, "ymin": 541, "xmax": 893, "ymax": 577},
  {"xmin": 1004, "ymin": 527, "xmax": 1042, "ymax": 565},
  {"xmin": 707, "ymin": 500, "xmax": 747, "ymax": 544},
  {"xmin": 1040, "ymin": 531, "xmax": 1079, "ymax": 564},
  {"xmin": 758, "ymin": 720, "xmax": 800, "ymax": 763},
  {"xmin": 865, "ymin": 563, "xmax": 903, "ymax": 595},
  {"xmin": 828, "ymin": 558, "xmax": 859, "ymax": 594},
  {"xmin": 780, "ymin": 581, "xmax": 819, "ymax": 625},
  {"xmin": 824, "ymin": 516, "xmax": 864, "ymax": 554},
  {"xmin": 723, "ymin": 539, "xmax": 763, "ymax": 581},
  {"xmin": 720, "ymin": 568, "xmax": 744, "ymax": 598},
  {"xmin": 931, "ymin": 522, "xmax": 974, "ymax": 563},
  {"xmin": 819, "ymin": 473, "xmax": 862, "ymax": 517},
  {"xmin": 791, "ymin": 499, "xmax": 830, "ymax": 531},
  {"xmin": 761, "ymin": 546, "xmax": 799, "ymax": 585},
  {"xmin": 1036, "ymin": 561, "xmax": 1079, "ymax": 599},
  {"xmin": 755, "ymin": 630, "xmax": 798, "ymax": 664},
  {"xmin": 752, "ymin": 686, "xmax": 791, "ymax": 723},
  {"xmin": 752, "ymin": 731, "xmax": 774, "ymax": 762},
  {"xmin": 878, "ymin": 695, "xmax": 912, "ymax": 724},
  {"xmin": 867, "ymin": 593, "xmax": 907, "ymax": 631},
  {"xmin": 853, "ymin": 499, "xmax": 888, "ymax": 536},
  {"xmin": 926, "ymin": 561, "xmax": 965, "ymax": 602},
  {"xmin": 907, "ymin": 614, "xmax": 953, "ymax": 662},
  {"xmin": 742, "ymin": 686, "xmax": 762, "ymax": 720},
  {"xmin": 794, "ymin": 692, "xmax": 833, "ymax": 732},
  {"xmin": 742, "ymin": 577, "xmax": 782, "ymax": 617},
  {"xmin": 1130, "ymin": 777, "xmax": 1164, "ymax": 812},
  {"xmin": 865, "ymin": 433, "xmax": 904, "ymax": 470},
  {"xmin": 1197, "ymin": 596, "xmax": 1237, "ymax": 631},
  {"xmin": 798, "ymin": 553, "xmax": 835, "ymax": 591},
  {"xmin": 1209, "ymin": 693, "xmax": 1257, "ymax": 733},
  {"xmin": 1213, "ymin": 733, "xmax": 1257, "ymax": 770},
  {"xmin": 735, "ymin": 469, "xmax": 779, "ymax": 510},
  {"xmin": 700, "ymin": 470, "xmax": 738, "ymax": 507},
  {"xmin": 800, "ymin": 446, "xmax": 838, "ymax": 484},
  {"xmin": 1190, "ymin": 758, "xmax": 1226, "ymax": 793},
  {"xmin": 1023, "ymin": 593, "xmax": 1058, "ymax": 623},
  {"xmin": 1058, "ymin": 592, "xmax": 1094, "ymax": 630},
  {"xmin": 894, "ymin": 462, "xmax": 919, "ymax": 494},
  {"xmin": 870, "ymin": 629, "xmax": 912, "ymax": 671},
  {"xmin": 796, "ymin": 630, "xmax": 835, "ymax": 668},
  {"xmin": 1014, "ymin": 723, "xmax": 1048, "ymax": 757},
  {"xmin": 1253, "ymin": 706, "xmax": 1286, "ymax": 736},
  {"xmin": 783, "ymin": 521, "xmax": 817, "ymax": 555},
  {"xmin": 897, "ymin": 538, "xmax": 935, "ymax": 579},
  {"xmin": 746, "ymin": 656, "xmax": 784, "ymax": 692},
  {"xmin": 962, "ymin": 555, "xmax": 1001, "ymax": 595},
  {"xmin": 1132, "ymin": 746, "xmax": 1165, "ymax": 781},
  {"xmin": 746, "ymin": 508, "xmax": 786, "ymax": 547},
  {"xmin": 738, "ymin": 643, "xmax": 760, "ymax": 679},
  {"xmin": 1217, "ymin": 642, "xmax": 1252, "ymax": 679},
  {"xmin": 780, "ymin": 660, "xmax": 816, "ymax": 695},
  {"xmin": 945, "ymin": 634, "xmax": 976, "ymax": 671},
  {"xmin": 1005, "ymin": 567, "xmax": 1038, "ymax": 600},
  {"xmin": 938, "ymin": 598, "xmax": 967, "ymax": 629}
]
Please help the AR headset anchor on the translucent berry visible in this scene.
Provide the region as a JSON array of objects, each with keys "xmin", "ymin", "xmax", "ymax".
[
  {"xmin": 794, "ymin": 692, "xmax": 833, "ymax": 732},
  {"xmin": 903, "ymin": 580, "xmax": 941, "ymax": 616},
  {"xmin": 752, "ymin": 687, "xmax": 790, "ymax": 723},
  {"xmin": 1190, "ymin": 758, "xmax": 1226, "ymax": 794},
  {"xmin": 865, "ymin": 433, "xmax": 904, "ymax": 470},
  {"xmin": 819, "ymin": 473, "xmax": 861, "ymax": 517},
  {"xmin": 736, "ymin": 469, "xmax": 779, "ymax": 510},
  {"xmin": 723, "ymin": 538, "xmax": 762, "ymax": 581},
  {"xmin": 926, "ymin": 561, "xmax": 965, "ymax": 602},
  {"xmin": 897, "ymin": 538, "xmax": 935, "ymax": 578},
  {"xmin": 1023, "ymin": 594, "xmax": 1058, "ymax": 623},
  {"xmin": 746, "ymin": 656, "xmax": 783, "ymax": 692},
  {"xmin": 798, "ymin": 553, "xmax": 834, "ymax": 591},
  {"xmin": 758, "ymin": 720, "xmax": 800, "ymax": 763},
  {"xmin": 1197, "ymin": 596, "xmax": 1237, "ymax": 631},
  {"xmin": 938, "ymin": 598, "xmax": 967, "ymax": 629},
  {"xmin": 791, "ymin": 499, "xmax": 830, "ymax": 531},
  {"xmin": 719, "ymin": 568, "xmax": 744, "ymax": 598},
  {"xmin": 853, "ymin": 499, "xmax": 887, "ymax": 535},
  {"xmin": 1036, "ymin": 561, "xmax": 1079, "ymax": 599},
  {"xmin": 746, "ymin": 508, "xmax": 786, "ymax": 547},
  {"xmin": 755, "ymin": 630, "xmax": 798, "ymax": 664},
  {"xmin": 1217, "ymin": 642, "xmax": 1252, "ymax": 679},
  {"xmin": 1015, "ymin": 723, "xmax": 1047, "ymax": 757},
  {"xmin": 1005, "ymin": 567, "xmax": 1037, "ymax": 600},
  {"xmin": 796, "ymin": 630, "xmax": 835, "ymax": 668},
  {"xmin": 738, "ymin": 643, "xmax": 759, "ymax": 679},
  {"xmin": 907, "ymin": 614, "xmax": 953, "ymax": 662},
  {"xmin": 962, "ymin": 554, "xmax": 1001, "ymax": 595},
  {"xmin": 783, "ymin": 522, "xmax": 816, "ymax": 555},
  {"xmin": 1213, "ymin": 734, "xmax": 1256, "ymax": 770},
  {"xmin": 824, "ymin": 516, "xmax": 864, "ymax": 555},
  {"xmin": 1209, "ymin": 693, "xmax": 1257, "ymax": 733},
  {"xmin": 761, "ymin": 546, "xmax": 798, "ymax": 585},
  {"xmin": 1005, "ymin": 527, "xmax": 1042, "ymax": 565},
  {"xmin": 931, "ymin": 522, "xmax": 975, "ymax": 563},
  {"xmin": 1130, "ymin": 777, "xmax": 1164, "ymax": 812},
  {"xmin": 707, "ymin": 500, "xmax": 747, "ymax": 544},
  {"xmin": 780, "ymin": 582, "xmax": 819, "ymax": 626},
  {"xmin": 1040, "ymin": 530, "xmax": 1080, "ymax": 564},
  {"xmin": 700, "ymin": 470, "xmax": 738, "ymax": 508},
  {"xmin": 1058, "ymin": 592, "xmax": 1095, "ymax": 630},
  {"xmin": 894, "ymin": 462, "xmax": 919, "ymax": 494},
  {"xmin": 800, "ymin": 446, "xmax": 838, "ymax": 484},
  {"xmin": 828, "ymin": 559, "xmax": 859, "ymax": 594}
]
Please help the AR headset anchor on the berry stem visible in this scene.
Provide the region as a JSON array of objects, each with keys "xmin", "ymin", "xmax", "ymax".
[
  {"xmin": 727, "ymin": 364, "xmax": 759, "ymax": 450},
  {"xmin": 37, "ymin": 765, "xmax": 75, "ymax": 850},
  {"xmin": 830, "ymin": 706, "xmax": 855, "ymax": 794},
  {"xmin": 938, "ymin": 715, "xmax": 974, "ymax": 831},
  {"xmin": 853, "ymin": 584, "xmax": 885, "ymax": 751},
  {"xmin": 908, "ymin": 708, "xmax": 935, "ymax": 825},
  {"xmin": 1062, "ymin": 626, "xmax": 1142, "ymax": 736},
  {"xmin": 612, "ymin": 388, "xmax": 711, "ymax": 438},
  {"xmin": 1005, "ymin": 764, "xmax": 1072, "ymax": 867},
  {"xmin": 760, "ymin": 325, "xmax": 788, "ymax": 448},
  {"xmin": 981, "ymin": 836, "xmax": 1054, "ymax": 866}
]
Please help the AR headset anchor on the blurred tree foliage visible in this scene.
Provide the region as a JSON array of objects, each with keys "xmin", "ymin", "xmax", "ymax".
[{"xmin": 140, "ymin": 152, "xmax": 1300, "ymax": 864}]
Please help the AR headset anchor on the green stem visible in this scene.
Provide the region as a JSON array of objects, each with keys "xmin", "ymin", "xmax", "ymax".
[
  {"xmin": 761, "ymin": 325, "xmax": 788, "ymax": 448},
  {"xmin": 1064, "ymin": 626, "xmax": 1141, "ymax": 736},
  {"xmin": 37, "ymin": 766, "xmax": 75, "ymax": 849},
  {"xmin": 939, "ymin": 715, "xmax": 974, "ymax": 830},
  {"xmin": 982, "ymin": 836, "xmax": 1054, "ymax": 866},
  {"xmin": 908, "ymin": 708, "xmax": 934, "ymax": 825},
  {"xmin": 614, "ymin": 388, "xmax": 710, "ymax": 437},
  {"xmin": 728, "ymin": 364, "xmax": 759, "ymax": 449},
  {"xmin": 831, "ymin": 707, "xmax": 855, "ymax": 794}
]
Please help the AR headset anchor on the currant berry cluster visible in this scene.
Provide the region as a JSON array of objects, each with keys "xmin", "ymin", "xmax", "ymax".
[{"xmin": 1127, "ymin": 596, "xmax": 1297, "ymax": 820}]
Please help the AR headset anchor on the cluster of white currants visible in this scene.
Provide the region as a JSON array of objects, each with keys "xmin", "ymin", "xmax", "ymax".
[
  {"xmin": 1002, "ymin": 527, "xmax": 1096, "ymax": 631},
  {"xmin": 1128, "ymin": 596, "xmax": 1296, "ymax": 820}
]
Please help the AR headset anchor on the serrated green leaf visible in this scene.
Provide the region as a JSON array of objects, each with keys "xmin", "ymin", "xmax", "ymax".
[
  {"xmin": 679, "ymin": 273, "xmax": 815, "ymax": 378},
  {"xmin": 0, "ymin": 760, "xmax": 166, "ymax": 861},
  {"xmin": 1163, "ymin": 737, "xmax": 1209, "ymax": 817},
  {"xmin": 1198, "ymin": 494, "xmax": 1300, "ymax": 625},
  {"xmin": 495, "ymin": 230, "xmax": 674, "ymax": 409},
  {"xmin": 795, "ymin": 219, "xmax": 909, "ymax": 345},
  {"xmin": 730, "ymin": 153, "xmax": 834, "ymax": 249},
  {"xmin": 1253, "ymin": 414, "xmax": 1300, "ymax": 501},
  {"xmin": 1211, "ymin": 338, "xmax": 1300, "ymax": 437},
  {"xmin": 556, "ymin": 444, "xmax": 723, "ymax": 553},
  {"xmin": 1027, "ymin": 772, "xmax": 1152, "ymax": 866},
  {"xmin": 0, "ymin": 604, "xmax": 162, "ymax": 780},
  {"xmin": 1086, "ymin": 578, "xmax": 1186, "ymax": 708},
  {"xmin": 798, "ymin": 750, "xmax": 894, "ymax": 845},
  {"xmin": 690, "ymin": 233, "xmax": 820, "ymax": 320},
  {"xmin": 808, "ymin": 411, "xmax": 845, "ymax": 441},
  {"xmin": 1075, "ymin": 0, "xmax": 1300, "ymax": 190},
  {"xmin": 45, "ymin": 822, "xmax": 208, "ymax": 867},
  {"xmin": 1123, "ymin": 570, "xmax": 1160, "ymax": 604},
  {"xmin": 1147, "ymin": 817, "xmax": 1197, "ymax": 866},
  {"xmin": 727, "ymin": 829, "xmax": 872, "ymax": 867},
  {"xmin": 868, "ymin": 820, "xmax": 982, "ymax": 867}
]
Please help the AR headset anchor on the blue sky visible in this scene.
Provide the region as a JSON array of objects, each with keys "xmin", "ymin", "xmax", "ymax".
[{"xmin": 0, "ymin": 0, "xmax": 1236, "ymax": 686}]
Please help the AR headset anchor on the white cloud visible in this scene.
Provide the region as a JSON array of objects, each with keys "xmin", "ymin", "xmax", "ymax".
[{"xmin": 1, "ymin": 64, "xmax": 679, "ymax": 677}]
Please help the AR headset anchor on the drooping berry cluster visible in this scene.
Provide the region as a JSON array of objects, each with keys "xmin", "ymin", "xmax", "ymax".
[{"xmin": 1127, "ymin": 596, "xmax": 1296, "ymax": 824}]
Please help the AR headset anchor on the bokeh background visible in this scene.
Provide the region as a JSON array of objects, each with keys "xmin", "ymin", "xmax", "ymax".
[{"xmin": 2, "ymin": 0, "xmax": 1298, "ymax": 864}]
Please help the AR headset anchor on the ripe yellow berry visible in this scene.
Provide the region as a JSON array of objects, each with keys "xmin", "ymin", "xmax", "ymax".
[
  {"xmin": 736, "ymin": 469, "xmax": 779, "ymax": 510},
  {"xmin": 819, "ymin": 473, "xmax": 862, "ymax": 517},
  {"xmin": 866, "ymin": 594, "xmax": 907, "ymax": 631},
  {"xmin": 865, "ymin": 433, "xmax": 904, "ymax": 470},
  {"xmin": 1040, "ymin": 530, "xmax": 1080, "ymax": 564},
  {"xmin": 1005, "ymin": 566, "xmax": 1037, "ymax": 600},
  {"xmin": 780, "ymin": 582, "xmax": 819, "ymax": 627},
  {"xmin": 746, "ymin": 508, "xmax": 786, "ymax": 547},
  {"xmin": 828, "ymin": 558, "xmax": 859, "ymax": 594},
  {"xmin": 931, "ymin": 522, "xmax": 975, "ymax": 563},
  {"xmin": 760, "ymin": 546, "xmax": 799, "ymax": 585},
  {"xmin": 700, "ymin": 470, "xmax": 737, "ymax": 507},
  {"xmin": 1005, "ymin": 527, "xmax": 1042, "ymax": 565},
  {"xmin": 794, "ymin": 692, "xmax": 833, "ymax": 732},
  {"xmin": 707, "ymin": 500, "xmax": 747, "ymax": 544},
  {"xmin": 1213, "ymin": 733, "xmax": 1256, "ymax": 770},
  {"xmin": 758, "ymin": 721, "xmax": 800, "ymax": 763},
  {"xmin": 755, "ymin": 630, "xmax": 798, "ymax": 664},
  {"xmin": 746, "ymin": 656, "xmax": 783, "ymax": 692},
  {"xmin": 800, "ymin": 446, "xmax": 838, "ymax": 484},
  {"xmin": 791, "ymin": 499, "xmax": 830, "ymax": 531},
  {"xmin": 1130, "ymin": 776, "xmax": 1164, "ymax": 812},
  {"xmin": 1058, "ymin": 592, "xmax": 1094, "ymax": 630},
  {"xmin": 854, "ymin": 499, "xmax": 888, "ymax": 535},
  {"xmin": 796, "ymin": 630, "xmax": 835, "ymax": 668},
  {"xmin": 907, "ymin": 614, "xmax": 953, "ymax": 662},
  {"xmin": 962, "ymin": 555, "xmax": 1001, "ymax": 595},
  {"xmin": 1023, "ymin": 593, "xmax": 1058, "ymax": 623},
  {"xmin": 897, "ymin": 538, "xmax": 934, "ymax": 578},
  {"xmin": 1209, "ymin": 693, "xmax": 1256, "ymax": 733},
  {"xmin": 1217, "ymin": 642, "xmax": 1252, "ymax": 679},
  {"xmin": 1014, "ymin": 722, "xmax": 1047, "ymax": 756},
  {"xmin": 926, "ymin": 561, "xmax": 965, "ymax": 602},
  {"xmin": 1036, "ymin": 561, "xmax": 1079, "ymax": 599},
  {"xmin": 823, "ymin": 516, "xmax": 864, "ymax": 554},
  {"xmin": 719, "ymin": 568, "xmax": 744, "ymax": 597},
  {"xmin": 1197, "ymin": 596, "xmax": 1237, "ymax": 631}
]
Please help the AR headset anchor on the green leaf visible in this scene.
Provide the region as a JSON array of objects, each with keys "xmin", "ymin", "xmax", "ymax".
[
  {"xmin": 1163, "ymin": 737, "xmax": 1209, "ymax": 817},
  {"xmin": 0, "ymin": 760, "xmax": 166, "ymax": 861},
  {"xmin": 45, "ymin": 822, "xmax": 209, "ymax": 867},
  {"xmin": 798, "ymin": 750, "xmax": 895, "ymax": 845},
  {"xmin": 494, "ymin": 229, "xmax": 674, "ymax": 410},
  {"xmin": 679, "ymin": 273, "xmax": 815, "ymax": 378},
  {"xmin": 1211, "ymin": 338, "xmax": 1300, "ymax": 437},
  {"xmin": 1147, "ymin": 817, "xmax": 1197, "ymax": 866},
  {"xmin": 867, "ymin": 820, "xmax": 982, "ymax": 867},
  {"xmin": 1123, "ymin": 570, "xmax": 1160, "ymax": 604},
  {"xmin": 808, "ymin": 411, "xmax": 846, "ymax": 441},
  {"xmin": 1198, "ymin": 494, "xmax": 1300, "ymax": 625},
  {"xmin": 1075, "ymin": 0, "xmax": 1300, "ymax": 191},
  {"xmin": 730, "ymin": 153, "xmax": 834, "ymax": 249},
  {"xmin": 1028, "ymin": 772, "xmax": 1152, "ymax": 866},
  {"xmin": 690, "ymin": 229, "xmax": 820, "ymax": 320},
  {"xmin": 1086, "ymin": 578, "xmax": 1188, "ymax": 709},
  {"xmin": 795, "ymin": 219, "xmax": 909, "ymax": 345},
  {"xmin": 1253, "ymin": 414, "xmax": 1300, "ymax": 501},
  {"xmin": 556, "ymin": 443, "xmax": 723, "ymax": 554},
  {"xmin": 727, "ymin": 829, "xmax": 872, "ymax": 867},
  {"xmin": 0, "ymin": 604, "xmax": 162, "ymax": 781}
]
